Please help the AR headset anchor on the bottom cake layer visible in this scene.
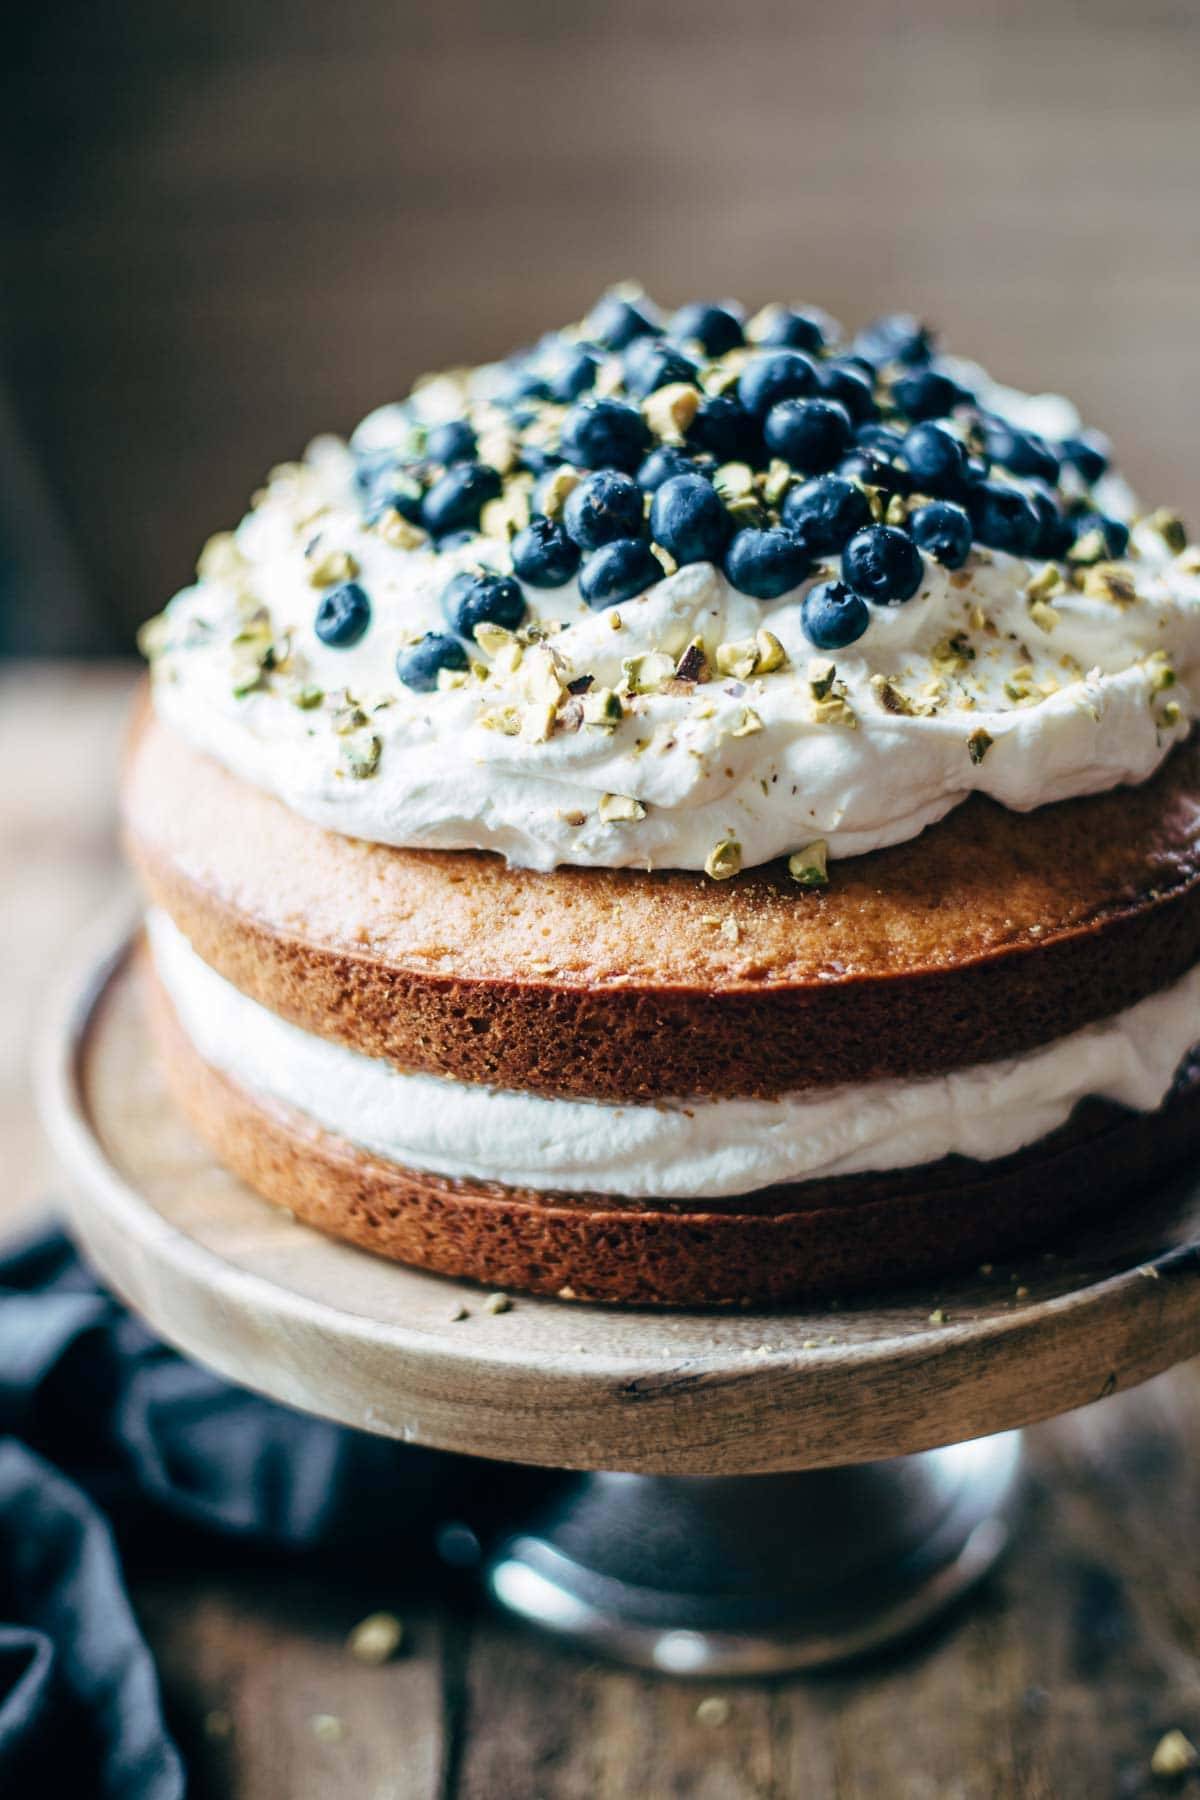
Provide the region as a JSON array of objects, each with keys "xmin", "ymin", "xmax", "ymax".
[{"xmin": 143, "ymin": 948, "xmax": 1200, "ymax": 1305}]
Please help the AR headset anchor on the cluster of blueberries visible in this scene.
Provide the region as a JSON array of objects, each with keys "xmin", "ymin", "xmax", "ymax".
[{"xmin": 314, "ymin": 299, "xmax": 1126, "ymax": 685}]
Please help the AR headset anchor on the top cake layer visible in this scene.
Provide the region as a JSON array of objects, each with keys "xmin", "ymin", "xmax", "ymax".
[{"xmin": 143, "ymin": 288, "xmax": 1200, "ymax": 876}]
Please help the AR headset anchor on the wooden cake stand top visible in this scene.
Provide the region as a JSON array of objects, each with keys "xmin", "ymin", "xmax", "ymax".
[{"xmin": 37, "ymin": 925, "xmax": 1200, "ymax": 1476}]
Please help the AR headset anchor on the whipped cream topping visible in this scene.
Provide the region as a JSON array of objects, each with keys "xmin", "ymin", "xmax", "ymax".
[
  {"xmin": 143, "ymin": 305, "xmax": 1200, "ymax": 876},
  {"xmin": 150, "ymin": 909, "xmax": 1200, "ymax": 1199}
]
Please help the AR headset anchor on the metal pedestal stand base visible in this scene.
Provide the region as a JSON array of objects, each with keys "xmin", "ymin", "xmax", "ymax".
[{"xmin": 488, "ymin": 1431, "xmax": 1023, "ymax": 1676}]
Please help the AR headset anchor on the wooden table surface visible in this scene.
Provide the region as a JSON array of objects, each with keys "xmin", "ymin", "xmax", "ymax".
[{"xmin": 7, "ymin": 662, "xmax": 1200, "ymax": 1799}]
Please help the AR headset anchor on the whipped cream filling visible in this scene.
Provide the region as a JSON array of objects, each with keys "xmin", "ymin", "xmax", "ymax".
[{"xmin": 149, "ymin": 910, "xmax": 1200, "ymax": 1199}]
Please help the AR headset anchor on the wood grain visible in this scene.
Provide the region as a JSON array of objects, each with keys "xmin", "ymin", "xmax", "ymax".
[{"xmin": 10, "ymin": 665, "xmax": 1200, "ymax": 1796}]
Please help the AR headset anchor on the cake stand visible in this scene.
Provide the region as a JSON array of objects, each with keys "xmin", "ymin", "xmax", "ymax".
[{"xmin": 36, "ymin": 922, "xmax": 1200, "ymax": 1676}]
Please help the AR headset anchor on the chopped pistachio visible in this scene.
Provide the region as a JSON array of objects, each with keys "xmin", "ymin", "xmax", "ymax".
[
  {"xmin": 1151, "ymin": 1730, "xmax": 1199, "ymax": 1778},
  {"xmin": 537, "ymin": 467, "xmax": 581, "ymax": 518},
  {"xmin": 713, "ymin": 462, "xmax": 756, "ymax": 504},
  {"xmin": 481, "ymin": 486, "xmax": 531, "ymax": 539},
  {"xmin": 967, "ymin": 728, "xmax": 994, "ymax": 765},
  {"xmin": 930, "ymin": 632, "xmax": 975, "ymax": 676},
  {"xmin": 1026, "ymin": 564, "xmax": 1064, "ymax": 604},
  {"xmin": 1148, "ymin": 650, "xmax": 1176, "ymax": 692},
  {"xmin": 475, "ymin": 620, "xmax": 518, "ymax": 657},
  {"xmin": 788, "ymin": 840, "xmax": 829, "ymax": 888},
  {"xmin": 808, "ymin": 658, "xmax": 837, "ymax": 700},
  {"xmin": 870, "ymin": 674, "xmax": 915, "ymax": 715},
  {"xmin": 643, "ymin": 382, "xmax": 701, "ymax": 442},
  {"xmin": 754, "ymin": 628, "xmax": 788, "ymax": 672},
  {"xmin": 582, "ymin": 687, "xmax": 624, "ymax": 728},
  {"xmin": 347, "ymin": 1612, "xmax": 405, "ymax": 1665},
  {"xmin": 1146, "ymin": 508, "xmax": 1189, "ymax": 555},
  {"xmin": 306, "ymin": 547, "xmax": 359, "ymax": 588},
  {"xmin": 479, "ymin": 703, "xmax": 523, "ymax": 735},
  {"xmin": 332, "ymin": 700, "xmax": 369, "ymax": 734},
  {"xmin": 811, "ymin": 690, "xmax": 857, "ymax": 728},
  {"xmin": 1028, "ymin": 599, "xmax": 1060, "ymax": 633},
  {"xmin": 339, "ymin": 732, "xmax": 381, "ymax": 779},
  {"xmin": 715, "ymin": 636, "xmax": 761, "ymax": 680},
  {"xmin": 1081, "ymin": 563, "xmax": 1137, "ymax": 607},
  {"xmin": 705, "ymin": 837, "xmax": 743, "ymax": 881},
  {"xmin": 1068, "ymin": 526, "xmax": 1110, "ymax": 566},
  {"xmin": 309, "ymin": 1714, "xmax": 345, "ymax": 1744},
  {"xmin": 374, "ymin": 508, "xmax": 428, "ymax": 550},
  {"xmin": 884, "ymin": 493, "xmax": 909, "ymax": 526},
  {"xmin": 1159, "ymin": 698, "xmax": 1183, "ymax": 729},
  {"xmin": 476, "ymin": 424, "xmax": 518, "ymax": 475},
  {"xmin": 621, "ymin": 651, "xmax": 676, "ymax": 694},
  {"xmin": 730, "ymin": 706, "xmax": 763, "ymax": 737},
  {"xmin": 290, "ymin": 683, "xmax": 325, "ymax": 710},
  {"xmin": 675, "ymin": 638, "xmax": 710, "ymax": 683},
  {"xmin": 762, "ymin": 459, "xmax": 795, "ymax": 507},
  {"xmin": 598, "ymin": 792, "xmax": 646, "ymax": 823}
]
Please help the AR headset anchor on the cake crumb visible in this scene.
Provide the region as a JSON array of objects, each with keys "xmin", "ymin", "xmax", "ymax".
[
  {"xmin": 1015, "ymin": 1286, "xmax": 1029, "ymax": 1299},
  {"xmin": 928, "ymin": 1308, "xmax": 949, "ymax": 1325},
  {"xmin": 695, "ymin": 1696, "xmax": 731, "ymax": 1728},
  {"xmin": 1151, "ymin": 1728, "xmax": 1198, "ymax": 1778},
  {"xmin": 558, "ymin": 1285, "xmax": 578, "ymax": 1299},
  {"xmin": 347, "ymin": 1611, "xmax": 405, "ymax": 1665},
  {"xmin": 447, "ymin": 1303, "xmax": 469, "ymax": 1322},
  {"xmin": 484, "ymin": 1292, "xmax": 512, "ymax": 1315}
]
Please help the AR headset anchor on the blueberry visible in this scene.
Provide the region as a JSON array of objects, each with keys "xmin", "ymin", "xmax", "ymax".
[
  {"xmin": 365, "ymin": 474, "xmax": 425, "ymax": 525},
  {"xmin": 981, "ymin": 420, "xmax": 1060, "ymax": 485},
  {"xmin": 668, "ymin": 301, "xmax": 744, "ymax": 356},
  {"xmin": 781, "ymin": 475, "xmax": 872, "ymax": 554},
  {"xmin": 649, "ymin": 474, "xmax": 731, "ymax": 566},
  {"xmin": 724, "ymin": 527, "xmax": 810, "ymax": 599},
  {"xmin": 563, "ymin": 470, "xmax": 645, "ymax": 549},
  {"xmin": 686, "ymin": 393, "xmax": 760, "ymax": 462},
  {"xmin": 519, "ymin": 445, "xmax": 564, "ymax": 477},
  {"xmin": 314, "ymin": 581, "xmax": 371, "ymax": 647},
  {"xmin": 396, "ymin": 632, "xmax": 469, "ymax": 693},
  {"xmin": 548, "ymin": 347, "xmax": 600, "ymax": 403},
  {"xmin": 1060, "ymin": 430, "xmax": 1110, "ymax": 486},
  {"xmin": 425, "ymin": 419, "xmax": 477, "ymax": 465},
  {"xmin": 560, "ymin": 398, "xmax": 651, "ymax": 473},
  {"xmin": 800, "ymin": 580, "xmax": 870, "ymax": 650},
  {"xmin": 755, "ymin": 307, "xmax": 827, "ymax": 353},
  {"xmin": 421, "ymin": 461, "xmax": 503, "ymax": 535},
  {"xmin": 737, "ymin": 351, "xmax": 816, "ymax": 418},
  {"xmin": 967, "ymin": 481, "xmax": 1042, "ymax": 555},
  {"xmin": 837, "ymin": 451, "xmax": 913, "ymax": 497},
  {"xmin": 637, "ymin": 445, "xmax": 711, "ymax": 491},
  {"xmin": 814, "ymin": 361, "xmax": 877, "ymax": 425},
  {"xmin": 854, "ymin": 313, "xmax": 934, "ymax": 367},
  {"xmin": 1027, "ymin": 485, "xmax": 1075, "ymax": 559},
  {"xmin": 586, "ymin": 292, "xmax": 661, "ymax": 351},
  {"xmin": 624, "ymin": 340, "xmax": 699, "ymax": 399},
  {"xmin": 354, "ymin": 447, "xmax": 402, "ymax": 496},
  {"xmin": 510, "ymin": 516, "xmax": 581, "ymax": 587},
  {"xmin": 578, "ymin": 537, "xmax": 664, "ymax": 608},
  {"xmin": 855, "ymin": 423, "xmax": 906, "ymax": 459},
  {"xmin": 901, "ymin": 422, "xmax": 970, "ymax": 496},
  {"xmin": 842, "ymin": 525, "xmax": 925, "ymax": 604},
  {"xmin": 442, "ymin": 568, "xmax": 526, "ymax": 636},
  {"xmin": 909, "ymin": 501, "xmax": 972, "ymax": 569},
  {"xmin": 764, "ymin": 398, "xmax": 852, "ymax": 474},
  {"xmin": 891, "ymin": 368, "xmax": 971, "ymax": 421},
  {"xmin": 1071, "ymin": 512, "xmax": 1130, "ymax": 558}
]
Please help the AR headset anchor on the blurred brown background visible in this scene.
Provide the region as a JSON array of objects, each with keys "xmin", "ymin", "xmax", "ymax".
[{"xmin": 1, "ymin": 0, "xmax": 1199, "ymax": 654}]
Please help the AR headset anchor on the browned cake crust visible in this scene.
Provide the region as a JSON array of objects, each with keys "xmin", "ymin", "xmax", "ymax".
[
  {"xmin": 143, "ymin": 949, "xmax": 1200, "ymax": 1305},
  {"xmin": 124, "ymin": 695, "xmax": 1200, "ymax": 1102}
]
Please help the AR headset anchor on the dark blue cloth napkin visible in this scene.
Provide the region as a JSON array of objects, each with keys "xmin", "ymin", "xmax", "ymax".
[{"xmin": 0, "ymin": 1222, "xmax": 485, "ymax": 1798}]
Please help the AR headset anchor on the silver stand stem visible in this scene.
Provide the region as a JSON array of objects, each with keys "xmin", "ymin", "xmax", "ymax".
[{"xmin": 487, "ymin": 1431, "xmax": 1022, "ymax": 1677}]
